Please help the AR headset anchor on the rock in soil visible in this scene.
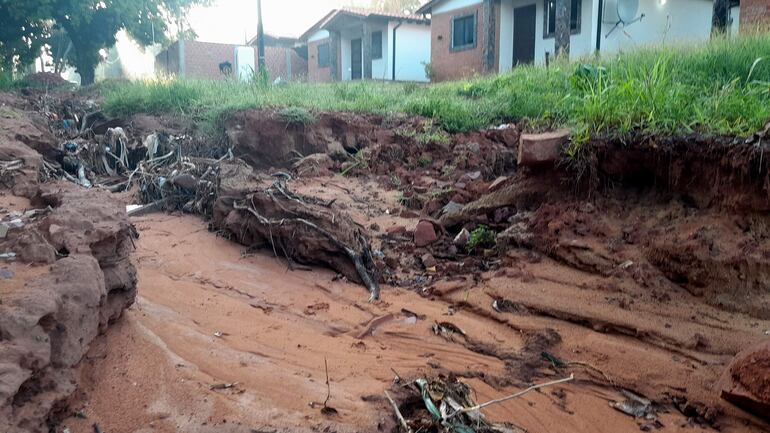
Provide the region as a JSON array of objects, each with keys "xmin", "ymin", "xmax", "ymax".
[
  {"xmin": 720, "ymin": 340, "xmax": 770, "ymax": 421},
  {"xmin": 414, "ymin": 220, "xmax": 438, "ymax": 247}
]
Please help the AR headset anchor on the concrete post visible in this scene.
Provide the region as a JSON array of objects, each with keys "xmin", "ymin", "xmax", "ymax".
[
  {"xmin": 482, "ymin": 0, "xmax": 497, "ymax": 73},
  {"xmin": 712, "ymin": 0, "xmax": 729, "ymax": 35},
  {"xmin": 363, "ymin": 21, "xmax": 373, "ymax": 79},
  {"xmin": 330, "ymin": 31, "xmax": 340, "ymax": 81},
  {"xmin": 555, "ymin": 0, "xmax": 571, "ymax": 58}
]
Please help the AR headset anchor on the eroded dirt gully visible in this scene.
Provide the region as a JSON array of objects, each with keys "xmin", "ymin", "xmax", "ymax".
[{"xmin": 1, "ymin": 90, "xmax": 769, "ymax": 433}]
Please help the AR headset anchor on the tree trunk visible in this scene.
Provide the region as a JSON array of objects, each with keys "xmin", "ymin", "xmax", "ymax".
[
  {"xmin": 78, "ymin": 64, "xmax": 96, "ymax": 86},
  {"xmin": 712, "ymin": 0, "xmax": 729, "ymax": 35},
  {"xmin": 555, "ymin": 0, "xmax": 571, "ymax": 58}
]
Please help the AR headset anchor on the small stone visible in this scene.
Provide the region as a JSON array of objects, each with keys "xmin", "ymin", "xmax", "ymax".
[
  {"xmin": 421, "ymin": 253, "xmax": 437, "ymax": 269},
  {"xmin": 518, "ymin": 129, "xmax": 570, "ymax": 166},
  {"xmin": 461, "ymin": 171, "xmax": 482, "ymax": 182},
  {"xmin": 0, "ymin": 224, "xmax": 7, "ymax": 239},
  {"xmin": 453, "ymin": 228, "xmax": 470, "ymax": 247},
  {"xmin": 441, "ymin": 201, "xmax": 464, "ymax": 217},
  {"xmin": 386, "ymin": 225, "xmax": 407, "ymax": 236},
  {"xmin": 414, "ymin": 220, "xmax": 438, "ymax": 247}
]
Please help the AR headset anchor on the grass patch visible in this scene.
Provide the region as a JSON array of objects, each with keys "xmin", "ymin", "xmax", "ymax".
[
  {"xmin": 278, "ymin": 106, "xmax": 316, "ymax": 125},
  {"xmin": 100, "ymin": 34, "xmax": 770, "ymax": 140}
]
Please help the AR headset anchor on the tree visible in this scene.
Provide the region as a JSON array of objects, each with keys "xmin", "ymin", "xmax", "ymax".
[
  {"xmin": 0, "ymin": 0, "xmax": 207, "ymax": 84},
  {"xmin": 369, "ymin": 0, "xmax": 422, "ymax": 15},
  {"xmin": 0, "ymin": 2, "xmax": 50, "ymax": 72},
  {"xmin": 49, "ymin": 0, "xmax": 208, "ymax": 85}
]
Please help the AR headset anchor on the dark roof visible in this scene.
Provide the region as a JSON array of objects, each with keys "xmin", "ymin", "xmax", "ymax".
[
  {"xmin": 299, "ymin": 8, "xmax": 429, "ymax": 41},
  {"xmin": 415, "ymin": 0, "xmax": 441, "ymax": 15}
]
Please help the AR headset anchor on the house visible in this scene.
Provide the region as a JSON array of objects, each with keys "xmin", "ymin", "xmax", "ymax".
[
  {"xmin": 416, "ymin": 0, "xmax": 743, "ymax": 81},
  {"xmin": 742, "ymin": 0, "xmax": 770, "ymax": 28},
  {"xmin": 155, "ymin": 35, "xmax": 308, "ymax": 81},
  {"xmin": 299, "ymin": 8, "xmax": 432, "ymax": 82}
]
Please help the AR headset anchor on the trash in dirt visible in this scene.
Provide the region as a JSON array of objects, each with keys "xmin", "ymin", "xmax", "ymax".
[
  {"xmin": 492, "ymin": 298, "xmax": 530, "ymax": 314},
  {"xmin": 0, "ymin": 252, "xmax": 17, "ymax": 260},
  {"xmin": 389, "ymin": 374, "xmax": 574, "ymax": 433},
  {"xmin": 401, "ymin": 309, "xmax": 427, "ymax": 320},
  {"xmin": 541, "ymin": 351, "xmax": 567, "ymax": 368},
  {"xmin": 213, "ymin": 331, "xmax": 229, "ymax": 338},
  {"xmin": 0, "ymin": 224, "xmax": 8, "ymax": 239},
  {"xmin": 610, "ymin": 390, "xmax": 657, "ymax": 419},
  {"xmin": 210, "ymin": 382, "xmax": 238, "ymax": 390},
  {"xmin": 6, "ymin": 219, "xmax": 23, "ymax": 229},
  {"xmin": 432, "ymin": 321, "xmax": 467, "ymax": 340},
  {"xmin": 619, "ymin": 260, "xmax": 634, "ymax": 270},
  {"xmin": 0, "ymin": 268, "xmax": 14, "ymax": 279}
]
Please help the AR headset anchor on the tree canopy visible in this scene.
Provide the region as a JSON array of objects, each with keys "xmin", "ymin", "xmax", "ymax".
[
  {"xmin": 0, "ymin": 0, "xmax": 207, "ymax": 84},
  {"xmin": 369, "ymin": 0, "xmax": 422, "ymax": 15}
]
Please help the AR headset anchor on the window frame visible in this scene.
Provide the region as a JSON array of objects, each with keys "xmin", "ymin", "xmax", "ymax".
[
  {"xmin": 450, "ymin": 12, "xmax": 477, "ymax": 52},
  {"xmin": 371, "ymin": 31, "xmax": 383, "ymax": 60},
  {"xmin": 317, "ymin": 42, "xmax": 330, "ymax": 68},
  {"xmin": 543, "ymin": 0, "xmax": 582, "ymax": 39}
]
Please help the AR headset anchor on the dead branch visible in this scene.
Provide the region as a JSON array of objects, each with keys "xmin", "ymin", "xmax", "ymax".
[
  {"xmin": 446, "ymin": 374, "xmax": 575, "ymax": 420},
  {"xmin": 385, "ymin": 390, "xmax": 413, "ymax": 433},
  {"xmin": 232, "ymin": 198, "xmax": 380, "ymax": 301},
  {"xmin": 323, "ymin": 357, "xmax": 332, "ymax": 408}
]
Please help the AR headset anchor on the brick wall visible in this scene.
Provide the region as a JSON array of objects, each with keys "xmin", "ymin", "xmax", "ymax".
[
  {"xmin": 264, "ymin": 46, "xmax": 308, "ymax": 81},
  {"xmin": 184, "ymin": 41, "xmax": 237, "ymax": 80},
  {"xmin": 741, "ymin": 0, "xmax": 770, "ymax": 29},
  {"xmin": 155, "ymin": 40, "xmax": 308, "ymax": 81},
  {"xmin": 308, "ymin": 38, "xmax": 333, "ymax": 82},
  {"xmin": 429, "ymin": 3, "xmax": 487, "ymax": 81}
]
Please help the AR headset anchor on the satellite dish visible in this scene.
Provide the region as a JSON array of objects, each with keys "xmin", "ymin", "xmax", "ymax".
[
  {"xmin": 617, "ymin": 0, "xmax": 639, "ymax": 23},
  {"xmin": 603, "ymin": 0, "xmax": 644, "ymax": 36}
]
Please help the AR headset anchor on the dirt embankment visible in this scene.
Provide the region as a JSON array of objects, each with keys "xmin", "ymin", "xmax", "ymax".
[
  {"xmin": 0, "ymin": 98, "xmax": 137, "ymax": 433},
  {"xmin": 2, "ymin": 90, "xmax": 768, "ymax": 433},
  {"xmin": 216, "ymin": 109, "xmax": 770, "ymax": 431}
]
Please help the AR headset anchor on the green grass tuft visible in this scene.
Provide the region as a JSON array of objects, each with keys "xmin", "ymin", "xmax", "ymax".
[{"xmin": 99, "ymin": 34, "xmax": 770, "ymax": 142}]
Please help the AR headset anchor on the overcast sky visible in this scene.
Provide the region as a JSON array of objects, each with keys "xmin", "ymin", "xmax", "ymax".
[{"xmin": 188, "ymin": 0, "xmax": 371, "ymax": 43}]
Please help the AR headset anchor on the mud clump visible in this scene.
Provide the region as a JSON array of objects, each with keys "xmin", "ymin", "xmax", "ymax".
[
  {"xmin": 0, "ymin": 104, "xmax": 59, "ymax": 197},
  {"xmin": 720, "ymin": 340, "xmax": 770, "ymax": 421}
]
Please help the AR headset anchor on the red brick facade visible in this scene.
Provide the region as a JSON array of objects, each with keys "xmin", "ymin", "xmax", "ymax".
[
  {"xmin": 184, "ymin": 41, "xmax": 236, "ymax": 80},
  {"xmin": 741, "ymin": 0, "xmax": 770, "ymax": 29},
  {"xmin": 156, "ymin": 40, "xmax": 308, "ymax": 81},
  {"xmin": 307, "ymin": 38, "xmax": 333, "ymax": 82},
  {"xmin": 429, "ymin": 2, "xmax": 501, "ymax": 82}
]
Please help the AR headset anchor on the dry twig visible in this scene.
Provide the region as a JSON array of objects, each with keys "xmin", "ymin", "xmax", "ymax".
[{"xmin": 446, "ymin": 374, "xmax": 575, "ymax": 420}]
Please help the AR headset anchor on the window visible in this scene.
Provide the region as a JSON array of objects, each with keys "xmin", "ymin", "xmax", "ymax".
[
  {"xmin": 371, "ymin": 31, "xmax": 383, "ymax": 59},
  {"xmin": 317, "ymin": 43, "xmax": 330, "ymax": 68},
  {"xmin": 451, "ymin": 13, "xmax": 476, "ymax": 51},
  {"xmin": 544, "ymin": 0, "xmax": 581, "ymax": 37}
]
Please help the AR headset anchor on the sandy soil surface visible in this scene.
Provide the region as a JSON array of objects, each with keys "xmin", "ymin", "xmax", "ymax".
[{"xmin": 61, "ymin": 212, "xmax": 768, "ymax": 433}]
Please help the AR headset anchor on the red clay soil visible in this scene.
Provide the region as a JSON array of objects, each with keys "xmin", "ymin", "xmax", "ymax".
[
  {"xmin": 2, "ymin": 99, "xmax": 770, "ymax": 433},
  {"xmin": 0, "ymin": 99, "xmax": 137, "ymax": 433}
]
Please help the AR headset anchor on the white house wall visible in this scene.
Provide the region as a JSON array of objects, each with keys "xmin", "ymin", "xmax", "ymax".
[
  {"xmin": 499, "ymin": 0, "xmax": 595, "ymax": 70},
  {"xmin": 432, "ymin": 0, "xmax": 483, "ymax": 15},
  {"xmin": 600, "ymin": 0, "xmax": 714, "ymax": 54},
  {"xmin": 393, "ymin": 22, "xmax": 431, "ymax": 81},
  {"xmin": 371, "ymin": 23, "xmax": 390, "ymax": 80},
  {"xmin": 308, "ymin": 30, "xmax": 330, "ymax": 43},
  {"xmin": 499, "ymin": 1, "xmax": 514, "ymax": 73}
]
